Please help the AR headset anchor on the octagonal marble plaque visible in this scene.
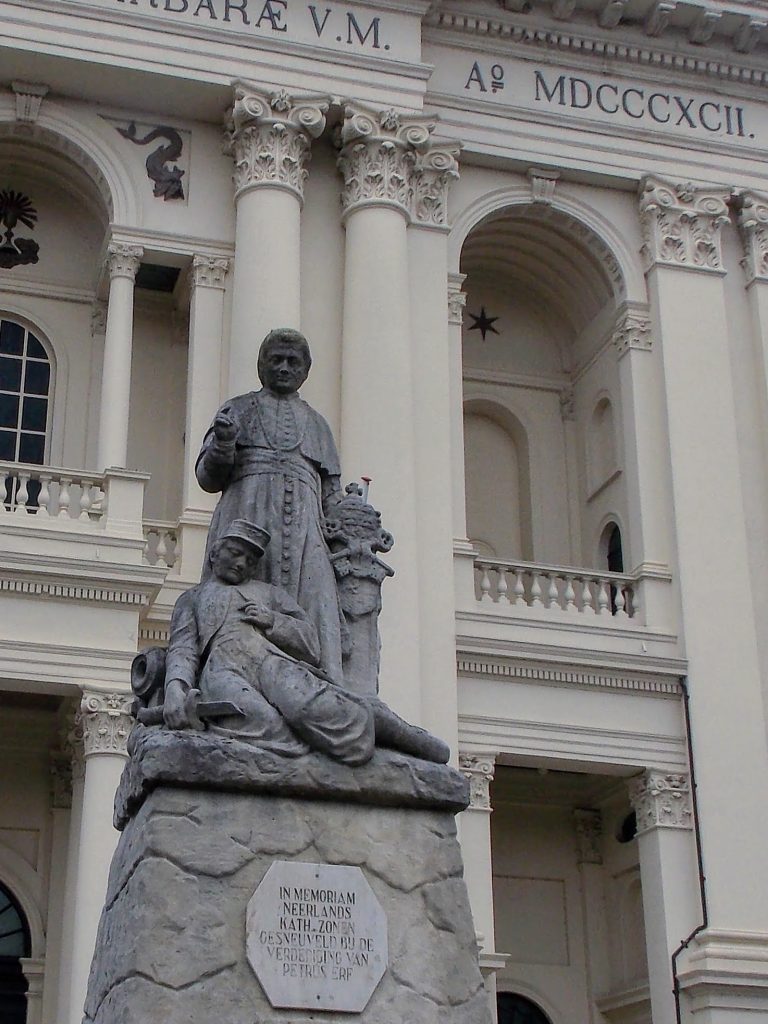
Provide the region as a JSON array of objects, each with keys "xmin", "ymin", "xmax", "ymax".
[{"xmin": 246, "ymin": 861, "xmax": 388, "ymax": 1013}]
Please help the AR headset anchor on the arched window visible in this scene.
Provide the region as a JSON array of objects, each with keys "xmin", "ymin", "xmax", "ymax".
[
  {"xmin": 0, "ymin": 882, "xmax": 30, "ymax": 1024},
  {"xmin": 0, "ymin": 317, "xmax": 52, "ymax": 466},
  {"xmin": 497, "ymin": 992, "xmax": 552, "ymax": 1024}
]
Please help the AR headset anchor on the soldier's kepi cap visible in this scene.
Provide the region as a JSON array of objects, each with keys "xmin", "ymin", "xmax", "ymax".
[{"xmin": 220, "ymin": 520, "xmax": 271, "ymax": 555}]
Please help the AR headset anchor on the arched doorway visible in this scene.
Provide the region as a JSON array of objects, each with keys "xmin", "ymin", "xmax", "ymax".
[
  {"xmin": 497, "ymin": 991, "xmax": 552, "ymax": 1024},
  {"xmin": 0, "ymin": 881, "xmax": 30, "ymax": 1024}
]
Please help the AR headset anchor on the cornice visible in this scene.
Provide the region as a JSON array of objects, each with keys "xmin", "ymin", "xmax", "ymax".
[
  {"xmin": 456, "ymin": 653, "xmax": 681, "ymax": 695},
  {"xmin": 424, "ymin": 2, "xmax": 768, "ymax": 91},
  {"xmin": 0, "ymin": 552, "xmax": 165, "ymax": 607}
]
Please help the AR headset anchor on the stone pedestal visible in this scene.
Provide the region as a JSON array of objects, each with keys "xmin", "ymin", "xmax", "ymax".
[{"xmin": 83, "ymin": 728, "xmax": 491, "ymax": 1024}]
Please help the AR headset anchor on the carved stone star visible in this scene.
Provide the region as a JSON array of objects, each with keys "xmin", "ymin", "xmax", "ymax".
[{"xmin": 467, "ymin": 307, "xmax": 500, "ymax": 340}]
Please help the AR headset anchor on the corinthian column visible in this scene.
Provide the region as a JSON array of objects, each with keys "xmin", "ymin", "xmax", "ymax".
[
  {"xmin": 336, "ymin": 104, "xmax": 434, "ymax": 722},
  {"xmin": 458, "ymin": 753, "xmax": 498, "ymax": 978},
  {"xmin": 639, "ymin": 177, "xmax": 768, "ymax": 992},
  {"xmin": 68, "ymin": 691, "xmax": 133, "ymax": 1024},
  {"xmin": 97, "ymin": 242, "xmax": 142, "ymax": 470},
  {"xmin": 627, "ymin": 771, "xmax": 699, "ymax": 1024},
  {"xmin": 224, "ymin": 84, "xmax": 327, "ymax": 393}
]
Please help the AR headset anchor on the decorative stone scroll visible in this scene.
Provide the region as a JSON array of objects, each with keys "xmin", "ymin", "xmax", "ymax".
[
  {"xmin": 627, "ymin": 769, "xmax": 693, "ymax": 834},
  {"xmin": 223, "ymin": 85, "xmax": 328, "ymax": 204},
  {"xmin": 411, "ymin": 142, "xmax": 461, "ymax": 227},
  {"xmin": 81, "ymin": 691, "xmax": 134, "ymax": 757},
  {"xmin": 736, "ymin": 191, "xmax": 768, "ymax": 284},
  {"xmin": 638, "ymin": 176, "xmax": 730, "ymax": 273},
  {"xmin": 573, "ymin": 809, "xmax": 603, "ymax": 864},
  {"xmin": 612, "ymin": 304, "xmax": 653, "ymax": 357},
  {"xmin": 106, "ymin": 242, "xmax": 143, "ymax": 281},
  {"xmin": 190, "ymin": 254, "xmax": 230, "ymax": 291},
  {"xmin": 459, "ymin": 752, "xmax": 497, "ymax": 811},
  {"xmin": 246, "ymin": 860, "xmax": 387, "ymax": 1013}
]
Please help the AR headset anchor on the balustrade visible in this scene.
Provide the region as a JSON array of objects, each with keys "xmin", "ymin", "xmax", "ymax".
[
  {"xmin": 1, "ymin": 462, "xmax": 104, "ymax": 521},
  {"xmin": 474, "ymin": 557, "xmax": 637, "ymax": 620},
  {"xmin": 143, "ymin": 521, "xmax": 180, "ymax": 571}
]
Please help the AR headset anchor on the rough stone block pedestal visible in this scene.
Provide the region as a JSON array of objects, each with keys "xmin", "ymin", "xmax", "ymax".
[{"xmin": 83, "ymin": 727, "xmax": 492, "ymax": 1024}]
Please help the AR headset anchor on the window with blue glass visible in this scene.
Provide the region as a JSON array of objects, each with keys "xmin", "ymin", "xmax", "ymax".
[
  {"xmin": 0, "ymin": 317, "xmax": 51, "ymax": 466},
  {"xmin": 497, "ymin": 992, "xmax": 552, "ymax": 1024},
  {"xmin": 0, "ymin": 882, "xmax": 30, "ymax": 1024}
]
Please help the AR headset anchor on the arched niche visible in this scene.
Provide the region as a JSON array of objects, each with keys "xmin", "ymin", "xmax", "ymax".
[
  {"xmin": 587, "ymin": 394, "xmax": 619, "ymax": 497},
  {"xmin": 463, "ymin": 398, "xmax": 533, "ymax": 561}
]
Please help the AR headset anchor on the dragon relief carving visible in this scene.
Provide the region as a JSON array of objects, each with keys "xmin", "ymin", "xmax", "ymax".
[{"xmin": 117, "ymin": 123, "xmax": 185, "ymax": 201}]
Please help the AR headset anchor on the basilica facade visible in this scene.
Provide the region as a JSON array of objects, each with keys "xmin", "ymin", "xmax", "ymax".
[{"xmin": 1, "ymin": 1, "xmax": 768, "ymax": 1022}]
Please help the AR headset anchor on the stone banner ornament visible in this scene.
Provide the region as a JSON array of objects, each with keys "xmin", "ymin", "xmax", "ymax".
[{"xmin": 246, "ymin": 861, "xmax": 387, "ymax": 1012}]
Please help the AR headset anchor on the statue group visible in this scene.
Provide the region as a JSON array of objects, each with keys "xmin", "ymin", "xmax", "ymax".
[
  {"xmin": 83, "ymin": 327, "xmax": 490, "ymax": 1024},
  {"xmin": 134, "ymin": 327, "xmax": 448, "ymax": 766}
]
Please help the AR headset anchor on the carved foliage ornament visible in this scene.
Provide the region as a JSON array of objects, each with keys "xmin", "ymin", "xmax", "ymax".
[
  {"xmin": 459, "ymin": 752, "xmax": 496, "ymax": 810},
  {"xmin": 81, "ymin": 692, "xmax": 134, "ymax": 756},
  {"xmin": 573, "ymin": 809, "xmax": 603, "ymax": 864},
  {"xmin": 639, "ymin": 177, "xmax": 730, "ymax": 272},
  {"xmin": 107, "ymin": 242, "xmax": 143, "ymax": 281},
  {"xmin": 190, "ymin": 254, "xmax": 230, "ymax": 290},
  {"xmin": 627, "ymin": 769, "xmax": 693, "ymax": 833},
  {"xmin": 224, "ymin": 86, "xmax": 328, "ymax": 203},
  {"xmin": 736, "ymin": 192, "xmax": 768, "ymax": 284},
  {"xmin": 613, "ymin": 307, "xmax": 653, "ymax": 356},
  {"xmin": 337, "ymin": 104, "xmax": 459, "ymax": 226}
]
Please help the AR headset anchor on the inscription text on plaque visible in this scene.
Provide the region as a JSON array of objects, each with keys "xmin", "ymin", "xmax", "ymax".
[{"xmin": 246, "ymin": 861, "xmax": 388, "ymax": 1012}]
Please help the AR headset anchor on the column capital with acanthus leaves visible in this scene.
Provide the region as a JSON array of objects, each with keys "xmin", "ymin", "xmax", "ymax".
[
  {"xmin": 638, "ymin": 176, "xmax": 730, "ymax": 273},
  {"xmin": 80, "ymin": 690, "xmax": 134, "ymax": 757},
  {"xmin": 223, "ymin": 84, "xmax": 329, "ymax": 205},
  {"xmin": 336, "ymin": 102, "xmax": 459, "ymax": 227}
]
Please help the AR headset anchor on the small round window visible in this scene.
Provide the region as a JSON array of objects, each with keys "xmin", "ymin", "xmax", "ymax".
[{"xmin": 0, "ymin": 317, "xmax": 51, "ymax": 465}]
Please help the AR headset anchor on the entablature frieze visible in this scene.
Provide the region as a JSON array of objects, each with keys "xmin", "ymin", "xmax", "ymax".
[
  {"xmin": 0, "ymin": 550, "xmax": 165, "ymax": 608},
  {"xmin": 456, "ymin": 652, "xmax": 682, "ymax": 696},
  {"xmin": 425, "ymin": 0, "xmax": 768, "ymax": 87}
]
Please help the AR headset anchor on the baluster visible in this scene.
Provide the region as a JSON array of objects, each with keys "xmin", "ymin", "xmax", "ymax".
[
  {"xmin": 37, "ymin": 474, "xmax": 51, "ymax": 517},
  {"xmin": 478, "ymin": 563, "xmax": 492, "ymax": 602},
  {"xmin": 57, "ymin": 476, "xmax": 71, "ymax": 518},
  {"xmin": 564, "ymin": 575, "xmax": 576, "ymax": 612},
  {"xmin": 546, "ymin": 573, "xmax": 559, "ymax": 609},
  {"xmin": 581, "ymin": 577, "xmax": 595, "ymax": 615},
  {"xmin": 531, "ymin": 572, "xmax": 543, "ymax": 607},
  {"xmin": 614, "ymin": 583, "xmax": 628, "ymax": 619},
  {"xmin": 496, "ymin": 566, "xmax": 510, "ymax": 604},
  {"xmin": 143, "ymin": 528, "xmax": 158, "ymax": 566},
  {"xmin": 171, "ymin": 532, "xmax": 181, "ymax": 572},
  {"xmin": 79, "ymin": 480, "xmax": 93, "ymax": 520},
  {"xmin": 513, "ymin": 570, "xmax": 526, "ymax": 606},
  {"xmin": 158, "ymin": 531, "xmax": 172, "ymax": 568},
  {"xmin": 1, "ymin": 473, "xmax": 11, "ymax": 513},
  {"xmin": 597, "ymin": 578, "xmax": 610, "ymax": 615},
  {"xmin": 13, "ymin": 472, "xmax": 29, "ymax": 514}
]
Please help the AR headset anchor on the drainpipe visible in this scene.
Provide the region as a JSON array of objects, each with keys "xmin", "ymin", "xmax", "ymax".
[{"xmin": 671, "ymin": 677, "xmax": 708, "ymax": 1024}]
